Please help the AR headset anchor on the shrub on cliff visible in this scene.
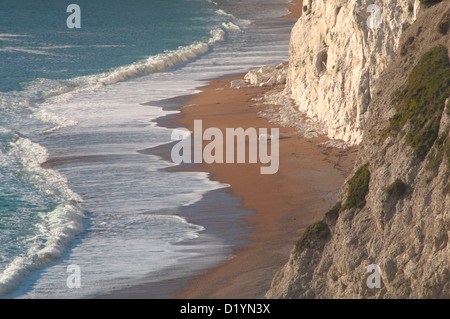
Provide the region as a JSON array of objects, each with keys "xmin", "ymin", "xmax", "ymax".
[
  {"xmin": 295, "ymin": 220, "xmax": 330, "ymax": 251},
  {"xmin": 342, "ymin": 163, "xmax": 371, "ymax": 210},
  {"xmin": 385, "ymin": 179, "xmax": 408, "ymax": 196},
  {"xmin": 324, "ymin": 202, "xmax": 341, "ymax": 221}
]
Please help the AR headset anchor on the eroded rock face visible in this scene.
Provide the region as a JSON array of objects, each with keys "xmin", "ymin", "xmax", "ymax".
[
  {"xmin": 286, "ymin": 0, "xmax": 420, "ymax": 145},
  {"xmin": 266, "ymin": 1, "xmax": 450, "ymax": 299}
]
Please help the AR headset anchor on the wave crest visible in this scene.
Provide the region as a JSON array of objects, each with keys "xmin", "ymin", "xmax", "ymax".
[{"xmin": 0, "ymin": 137, "xmax": 85, "ymax": 297}]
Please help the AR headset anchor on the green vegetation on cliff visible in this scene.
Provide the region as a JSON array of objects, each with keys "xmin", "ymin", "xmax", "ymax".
[
  {"xmin": 385, "ymin": 178, "xmax": 408, "ymax": 196},
  {"xmin": 295, "ymin": 220, "xmax": 330, "ymax": 251},
  {"xmin": 324, "ymin": 202, "xmax": 341, "ymax": 220},
  {"xmin": 383, "ymin": 46, "xmax": 450, "ymax": 160},
  {"xmin": 342, "ymin": 163, "xmax": 371, "ymax": 210}
]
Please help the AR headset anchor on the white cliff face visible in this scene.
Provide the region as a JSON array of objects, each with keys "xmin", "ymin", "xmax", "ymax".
[{"xmin": 287, "ymin": 0, "xmax": 420, "ymax": 144}]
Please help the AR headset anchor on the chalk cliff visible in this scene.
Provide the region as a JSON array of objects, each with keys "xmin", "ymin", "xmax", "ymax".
[
  {"xmin": 286, "ymin": 0, "xmax": 420, "ymax": 144},
  {"xmin": 266, "ymin": 0, "xmax": 450, "ymax": 299}
]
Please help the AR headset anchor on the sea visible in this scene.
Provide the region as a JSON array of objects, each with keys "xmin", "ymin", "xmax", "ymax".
[{"xmin": 0, "ymin": 0, "xmax": 296, "ymax": 298}]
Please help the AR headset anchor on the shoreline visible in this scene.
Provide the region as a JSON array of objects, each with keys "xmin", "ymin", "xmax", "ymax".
[
  {"xmin": 170, "ymin": 74, "xmax": 357, "ymax": 298},
  {"xmin": 171, "ymin": 0, "xmax": 353, "ymax": 299},
  {"xmin": 284, "ymin": 0, "xmax": 303, "ymax": 19},
  {"xmin": 96, "ymin": 0, "xmax": 354, "ymax": 299}
]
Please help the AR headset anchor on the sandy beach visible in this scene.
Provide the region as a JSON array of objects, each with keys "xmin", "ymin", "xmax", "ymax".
[
  {"xmin": 96, "ymin": 0, "xmax": 357, "ymax": 299},
  {"xmin": 169, "ymin": 70, "xmax": 356, "ymax": 298},
  {"xmin": 165, "ymin": 0, "xmax": 356, "ymax": 299}
]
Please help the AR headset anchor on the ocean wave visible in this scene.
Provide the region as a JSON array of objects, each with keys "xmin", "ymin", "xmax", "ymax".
[
  {"xmin": 19, "ymin": 25, "xmax": 228, "ymax": 110},
  {"xmin": 0, "ymin": 203, "xmax": 85, "ymax": 296},
  {"xmin": 0, "ymin": 137, "xmax": 85, "ymax": 296},
  {"xmin": 99, "ymin": 27, "xmax": 225, "ymax": 86},
  {"xmin": 0, "ymin": 23, "xmax": 230, "ymax": 137},
  {"xmin": 7, "ymin": 137, "xmax": 83, "ymax": 203},
  {"xmin": 99, "ymin": 42, "xmax": 211, "ymax": 86}
]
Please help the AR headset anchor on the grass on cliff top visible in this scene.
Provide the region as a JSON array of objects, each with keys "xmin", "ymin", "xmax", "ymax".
[
  {"xmin": 342, "ymin": 163, "xmax": 371, "ymax": 210},
  {"xmin": 382, "ymin": 46, "xmax": 450, "ymax": 160}
]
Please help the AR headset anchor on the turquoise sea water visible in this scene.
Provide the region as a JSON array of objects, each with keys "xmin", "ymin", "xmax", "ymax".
[
  {"xmin": 0, "ymin": 0, "xmax": 295, "ymax": 298},
  {"xmin": 0, "ymin": 0, "xmax": 219, "ymax": 92}
]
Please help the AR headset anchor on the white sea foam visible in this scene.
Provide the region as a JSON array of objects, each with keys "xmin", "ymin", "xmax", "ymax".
[
  {"xmin": 0, "ymin": 204, "xmax": 85, "ymax": 296},
  {"xmin": 0, "ymin": 137, "xmax": 85, "ymax": 296},
  {"xmin": 8, "ymin": 212, "xmax": 209, "ymax": 299},
  {"xmin": 222, "ymin": 22, "xmax": 242, "ymax": 32},
  {"xmin": 179, "ymin": 172, "xmax": 230, "ymax": 207},
  {"xmin": 32, "ymin": 109, "xmax": 78, "ymax": 133},
  {"xmin": 0, "ymin": 24, "xmax": 230, "ymax": 116},
  {"xmin": 216, "ymin": 9, "xmax": 235, "ymax": 18},
  {"xmin": 8, "ymin": 137, "xmax": 83, "ymax": 203},
  {"xmin": 163, "ymin": 215, "xmax": 205, "ymax": 240},
  {"xmin": 208, "ymin": 28, "xmax": 226, "ymax": 44}
]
